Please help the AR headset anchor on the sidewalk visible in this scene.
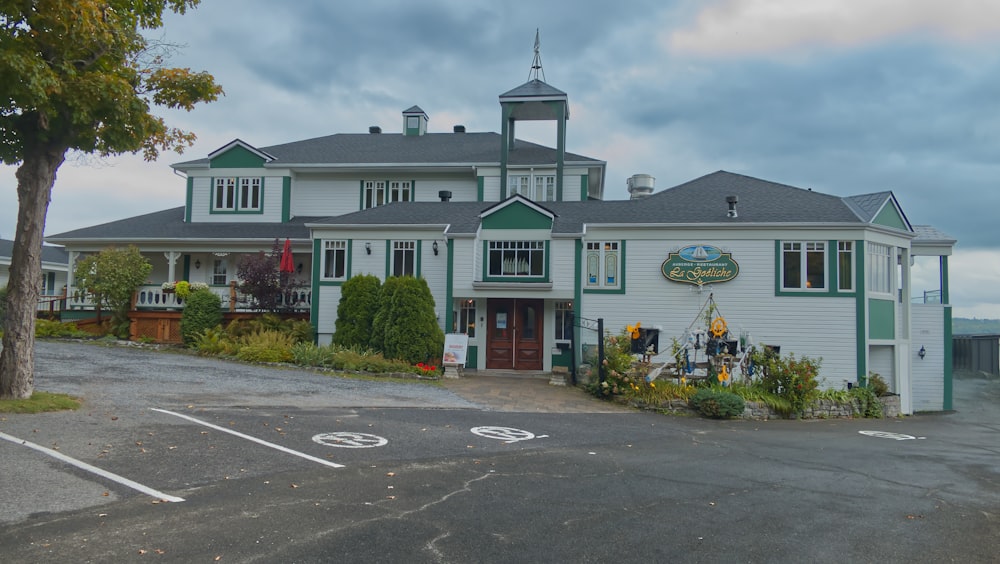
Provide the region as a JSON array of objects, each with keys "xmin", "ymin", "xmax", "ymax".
[{"xmin": 441, "ymin": 374, "xmax": 632, "ymax": 413}]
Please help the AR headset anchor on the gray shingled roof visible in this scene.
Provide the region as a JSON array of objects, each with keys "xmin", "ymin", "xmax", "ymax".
[
  {"xmin": 45, "ymin": 207, "xmax": 323, "ymax": 243},
  {"xmin": 0, "ymin": 239, "xmax": 68, "ymax": 264},
  {"xmin": 500, "ymin": 79, "xmax": 568, "ymax": 99},
  {"xmin": 912, "ymin": 225, "xmax": 956, "ymax": 244},
  {"xmin": 844, "ymin": 192, "xmax": 893, "ymax": 222},
  {"xmin": 174, "ymin": 132, "xmax": 600, "ymax": 169}
]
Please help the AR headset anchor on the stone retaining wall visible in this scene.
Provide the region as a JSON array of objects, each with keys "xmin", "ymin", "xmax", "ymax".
[{"xmin": 625, "ymin": 394, "xmax": 901, "ymax": 420}]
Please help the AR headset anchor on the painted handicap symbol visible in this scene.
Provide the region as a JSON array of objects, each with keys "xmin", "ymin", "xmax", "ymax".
[
  {"xmin": 470, "ymin": 426, "xmax": 546, "ymax": 444},
  {"xmin": 312, "ymin": 432, "xmax": 388, "ymax": 448}
]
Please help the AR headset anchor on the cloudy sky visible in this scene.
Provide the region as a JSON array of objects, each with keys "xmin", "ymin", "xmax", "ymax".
[{"xmin": 2, "ymin": 0, "xmax": 998, "ymax": 317}]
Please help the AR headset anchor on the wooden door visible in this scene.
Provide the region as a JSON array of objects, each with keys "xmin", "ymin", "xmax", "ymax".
[{"xmin": 486, "ymin": 299, "xmax": 543, "ymax": 370}]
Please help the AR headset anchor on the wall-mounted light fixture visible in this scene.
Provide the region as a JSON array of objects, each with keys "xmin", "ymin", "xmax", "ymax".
[
  {"xmin": 432, "ymin": 241, "xmax": 439, "ymax": 256},
  {"xmin": 297, "ymin": 262, "xmax": 304, "ymax": 274},
  {"xmin": 365, "ymin": 242, "xmax": 372, "ymax": 255},
  {"xmin": 194, "ymin": 259, "xmax": 201, "ymax": 269},
  {"xmin": 918, "ymin": 345, "xmax": 926, "ymax": 359}
]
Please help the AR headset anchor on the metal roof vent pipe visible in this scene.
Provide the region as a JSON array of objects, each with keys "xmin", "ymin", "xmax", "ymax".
[
  {"xmin": 726, "ymin": 195, "xmax": 739, "ymax": 218},
  {"xmin": 369, "ymin": 126, "xmax": 381, "ymax": 134},
  {"xmin": 453, "ymin": 125, "xmax": 466, "ymax": 133},
  {"xmin": 627, "ymin": 174, "xmax": 655, "ymax": 199},
  {"xmin": 438, "ymin": 190, "xmax": 452, "ymax": 202}
]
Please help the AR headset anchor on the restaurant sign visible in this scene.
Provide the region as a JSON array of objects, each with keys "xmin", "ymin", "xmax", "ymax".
[{"xmin": 661, "ymin": 245, "xmax": 739, "ymax": 286}]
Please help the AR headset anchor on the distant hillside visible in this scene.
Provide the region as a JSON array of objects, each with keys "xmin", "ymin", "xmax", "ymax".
[{"xmin": 953, "ymin": 317, "xmax": 1000, "ymax": 335}]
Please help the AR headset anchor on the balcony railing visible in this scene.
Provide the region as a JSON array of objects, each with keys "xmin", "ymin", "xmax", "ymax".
[{"xmin": 66, "ymin": 284, "xmax": 311, "ymax": 312}]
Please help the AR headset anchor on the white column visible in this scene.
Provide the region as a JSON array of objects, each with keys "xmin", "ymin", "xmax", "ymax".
[{"xmin": 163, "ymin": 251, "xmax": 181, "ymax": 282}]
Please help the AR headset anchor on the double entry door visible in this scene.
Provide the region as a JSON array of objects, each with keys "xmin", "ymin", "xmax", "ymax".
[{"xmin": 485, "ymin": 298, "xmax": 543, "ymax": 370}]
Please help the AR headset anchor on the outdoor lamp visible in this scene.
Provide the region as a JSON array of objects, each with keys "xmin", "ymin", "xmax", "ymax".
[
  {"xmin": 918, "ymin": 346, "xmax": 926, "ymax": 359},
  {"xmin": 194, "ymin": 259, "xmax": 201, "ymax": 269},
  {"xmin": 297, "ymin": 263, "xmax": 303, "ymax": 274},
  {"xmin": 432, "ymin": 241, "xmax": 439, "ymax": 255},
  {"xmin": 365, "ymin": 242, "xmax": 371, "ymax": 255}
]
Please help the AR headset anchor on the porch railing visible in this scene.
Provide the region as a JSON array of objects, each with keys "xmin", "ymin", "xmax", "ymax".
[{"xmin": 66, "ymin": 284, "xmax": 311, "ymax": 313}]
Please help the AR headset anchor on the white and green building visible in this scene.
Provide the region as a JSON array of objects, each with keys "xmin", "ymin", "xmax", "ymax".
[{"xmin": 47, "ymin": 74, "xmax": 955, "ymax": 414}]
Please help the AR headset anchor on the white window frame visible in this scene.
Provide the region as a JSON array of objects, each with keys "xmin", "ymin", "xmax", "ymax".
[
  {"xmin": 781, "ymin": 241, "xmax": 826, "ymax": 290},
  {"xmin": 585, "ymin": 241, "xmax": 620, "ymax": 289},
  {"xmin": 555, "ymin": 301, "xmax": 573, "ymax": 341},
  {"xmin": 487, "ymin": 241, "xmax": 545, "ymax": 278},
  {"xmin": 837, "ymin": 241, "xmax": 854, "ymax": 292},
  {"xmin": 214, "ymin": 177, "xmax": 261, "ymax": 212},
  {"xmin": 508, "ymin": 172, "xmax": 556, "ymax": 201},
  {"xmin": 212, "ymin": 259, "xmax": 228, "ymax": 285},
  {"xmin": 392, "ymin": 241, "xmax": 415, "ymax": 276},
  {"xmin": 322, "ymin": 240, "xmax": 347, "ymax": 280},
  {"xmin": 365, "ymin": 180, "xmax": 412, "ymax": 209},
  {"xmin": 454, "ymin": 299, "xmax": 476, "ymax": 338},
  {"xmin": 867, "ymin": 242, "xmax": 893, "ymax": 295}
]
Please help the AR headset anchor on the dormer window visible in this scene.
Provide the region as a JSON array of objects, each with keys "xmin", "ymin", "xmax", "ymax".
[{"xmin": 213, "ymin": 177, "xmax": 262, "ymax": 213}]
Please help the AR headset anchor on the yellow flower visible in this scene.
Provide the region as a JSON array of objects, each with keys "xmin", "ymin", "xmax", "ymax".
[{"xmin": 649, "ymin": 382, "xmax": 656, "ymax": 388}]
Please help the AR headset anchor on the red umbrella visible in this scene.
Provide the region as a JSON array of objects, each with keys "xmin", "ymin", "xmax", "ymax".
[{"xmin": 279, "ymin": 238, "xmax": 295, "ymax": 273}]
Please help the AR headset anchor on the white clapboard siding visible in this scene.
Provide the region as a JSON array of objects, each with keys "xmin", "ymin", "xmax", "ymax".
[
  {"xmin": 189, "ymin": 175, "xmax": 284, "ymax": 223},
  {"xmin": 582, "ymin": 238, "xmax": 858, "ymax": 388},
  {"xmin": 868, "ymin": 345, "xmax": 895, "ymax": 391},
  {"xmin": 315, "ymin": 285, "xmax": 343, "ymax": 345},
  {"xmin": 291, "ymin": 176, "xmax": 362, "ymax": 217},
  {"xmin": 911, "ymin": 305, "xmax": 945, "ymax": 411}
]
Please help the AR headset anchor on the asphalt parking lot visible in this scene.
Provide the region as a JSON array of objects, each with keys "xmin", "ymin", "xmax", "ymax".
[{"xmin": 1, "ymin": 341, "xmax": 998, "ymax": 563}]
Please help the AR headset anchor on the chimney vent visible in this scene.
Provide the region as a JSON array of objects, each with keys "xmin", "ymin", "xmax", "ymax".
[
  {"xmin": 726, "ymin": 195, "xmax": 739, "ymax": 218},
  {"xmin": 453, "ymin": 125, "xmax": 466, "ymax": 133},
  {"xmin": 369, "ymin": 126, "xmax": 381, "ymax": 134},
  {"xmin": 438, "ymin": 190, "xmax": 452, "ymax": 202}
]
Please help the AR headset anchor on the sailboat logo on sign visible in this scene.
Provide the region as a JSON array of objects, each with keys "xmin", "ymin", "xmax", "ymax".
[{"xmin": 661, "ymin": 245, "xmax": 740, "ymax": 286}]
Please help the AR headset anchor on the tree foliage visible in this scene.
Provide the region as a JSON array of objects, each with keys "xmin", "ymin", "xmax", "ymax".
[
  {"xmin": 235, "ymin": 240, "xmax": 308, "ymax": 312},
  {"xmin": 377, "ymin": 277, "xmax": 444, "ymax": 365},
  {"xmin": 73, "ymin": 246, "xmax": 152, "ymax": 338},
  {"xmin": 332, "ymin": 274, "xmax": 381, "ymax": 349},
  {"xmin": 180, "ymin": 288, "xmax": 221, "ymax": 345},
  {"xmin": 0, "ymin": 0, "xmax": 222, "ymax": 399}
]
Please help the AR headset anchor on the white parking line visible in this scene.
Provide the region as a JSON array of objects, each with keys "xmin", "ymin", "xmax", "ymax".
[
  {"xmin": 0, "ymin": 431, "xmax": 185, "ymax": 502},
  {"xmin": 151, "ymin": 408, "xmax": 345, "ymax": 468}
]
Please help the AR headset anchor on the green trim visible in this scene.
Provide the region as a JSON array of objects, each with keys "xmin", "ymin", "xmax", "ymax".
[
  {"xmin": 445, "ymin": 239, "xmax": 454, "ymax": 332},
  {"xmin": 359, "ymin": 180, "xmax": 365, "ymax": 211},
  {"xmin": 481, "ymin": 201, "xmax": 553, "ymax": 229},
  {"xmin": 583, "ymin": 240, "xmax": 627, "ymax": 295},
  {"xmin": 774, "ymin": 240, "xmax": 856, "ymax": 297},
  {"xmin": 185, "ymin": 177, "xmax": 193, "ymax": 223},
  {"xmin": 282, "ymin": 177, "xmax": 291, "ymax": 222},
  {"xmin": 209, "ymin": 145, "xmax": 265, "ymax": 168},
  {"xmin": 477, "ymin": 176, "xmax": 484, "ymax": 202},
  {"xmin": 384, "ymin": 239, "xmax": 421, "ymax": 278},
  {"xmin": 943, "ymin": 306, "xmax": 953, "ymax": 410},
  {"xmin": 310, "ymin": 239, "xmax": 321, "ymax": 341},
  {"xmin": 941, "ymin": 256, "xmax": 949, "ymax": 304},
  {"xmin": 854, "ymin": 240, "xmax": 867, "ymax": 381},
  {"xmin": 573, "ymin": 239, "xmax": 583, "ymax": 370},
  {"xmin": 868, "ymin": 298, "xmax": 895, "ymax": 340},
  {"xmin": 580, "ymin": 174, "xmax": 588, "ymax": 201},
  {"xmin": 182, "ymin": 255, "xmax": 190, "ymax": 281},
  {"xmin": 384, "ymin": 240, "xmax": 391, "ymax": 277},
  {"xmin": 466, "ymin": 345, "xmax": 479, "ymax": 369},
  {"xmin": 416, "ymin": 240, "xmax": 422, "ymax": 277},
  {"xmin": 873, "ymin": 202, "xmax": 907, "ymax": 230}
]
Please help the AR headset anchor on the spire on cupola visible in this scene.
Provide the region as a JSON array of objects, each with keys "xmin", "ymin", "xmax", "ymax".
[{"xmin": 528, "ymin": 28, "xmax": 545, "ymax": 83}]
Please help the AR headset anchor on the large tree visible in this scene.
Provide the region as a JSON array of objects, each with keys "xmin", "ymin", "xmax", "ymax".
[{"xmin": 0, "ymin": 1, "xmax": 222, "ymax": 399}]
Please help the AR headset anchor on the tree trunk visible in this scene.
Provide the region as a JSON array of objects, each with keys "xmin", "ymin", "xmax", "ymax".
[{"xmin": 0, "ymin": 144, "xmax": 67, "ymax": 399}]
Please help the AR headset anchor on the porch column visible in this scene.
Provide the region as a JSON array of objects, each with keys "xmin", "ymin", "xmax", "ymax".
[
  {"xmin": 66, "ymin": 251, "xmax": 78, "ymax": 291},
  {"xmin": 164, "ymin": 251, "xmax": 181, "ymax": 282}
]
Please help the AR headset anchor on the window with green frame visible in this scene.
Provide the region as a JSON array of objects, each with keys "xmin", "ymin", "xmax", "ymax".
[
  {"xmin": 586, "ymin": 241, "xmax": 620, "ymax": 289},
  {"xmin": 213, "ymin": 177, "xmax": 262, "ymax": 212},
  {"xmin": 487, "ymin": 241, "xmax": 544, "ymax": 278},
  {"xmin": 781, "ymin": 241, "xmax": 826, "ymax": 290}
]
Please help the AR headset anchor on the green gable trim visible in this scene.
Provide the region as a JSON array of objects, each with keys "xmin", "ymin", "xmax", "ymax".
[
  {"xmin": 941, "ymin": 255, "xmax": 949, "ymax": 304},
  {"xmin": 868, "ymin": 298, "xmax": 895, "ymax": 340},
  {"xmin": 873, "ymin": 202, "xmax": 907, "ymax": 230},
  {"xmin": 943, "ymin": 306, "xmax": 953, "ymax": 410},
  {"xmin": 282, "ymin": 177, "xmax": 291, "ymax": 222},
  {"xmin": 185, "ymin": 176, "xmax": 193, "ymax": 223},
  {"xmin": 210, "ymin": 145, "xmax": 266, "ymax": 169},
  {"xmin": 477, "ymin": 176, "xmax": 485, "ymax": 202},
  {"xmin": 580, "ymin": 174, "xmax": 588, "ymax": 201},
  {"xmin": 481, "ymin": 201, "xmax": 553, "ymax": 230},
  {"xmin": 854, "ymin": 240, "xmax": 867, "ymax": 382}
]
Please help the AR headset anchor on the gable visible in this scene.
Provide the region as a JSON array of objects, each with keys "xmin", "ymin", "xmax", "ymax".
[
  {"xmin": 481, "ymin": 199, "xmax": 553, "ymax": 230},
  {"xmin": 873, "ymin": 200, "xmax": 909, "ymax": 231},
  {"xmin": 210, "ymin": 144, "xmax": 267, "ymax": 169}
]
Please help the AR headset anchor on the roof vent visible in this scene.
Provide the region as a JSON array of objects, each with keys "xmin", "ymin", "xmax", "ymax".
[
  {"xmin": 627, "ymin": 174, "xmax": 655, "ymax": 199},
  {"xmin": 438, "ymin": 190, "xmax": 452, "ymax": 202},
  {"xmin": 369, "ymin": 126, "xmax": 381, "ymax": 134},
  {"xmin": 726, "ymin": 195, "xmax": 739, "ymax": 218},
  {"xmin": 453, "ymin": 125, "xmax": 466, "ymax": 133}
]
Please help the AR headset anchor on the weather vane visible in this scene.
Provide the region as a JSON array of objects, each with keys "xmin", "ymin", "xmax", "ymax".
[{"xmin": 528, "ymin": 28, "xmax": 545, "ymax": 82}]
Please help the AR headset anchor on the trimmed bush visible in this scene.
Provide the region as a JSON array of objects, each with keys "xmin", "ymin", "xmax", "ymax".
[
  {"xmin": 333, "ymin": 274, "xmax": 381, "ymax": 349},
  {"xmin": 369, "ymin": 276, "xmax": 404, "ymax": 354},
  {"xmin": 380, "ymin": 277, "xmax": 444, "ymax": 364},
  {"xmin": 689, "ymin": 388, "xmax": 746, "ymax": 419},
  {"xmin": 181, "ymin": 289, "xmax": 223, "ymax": 345}
]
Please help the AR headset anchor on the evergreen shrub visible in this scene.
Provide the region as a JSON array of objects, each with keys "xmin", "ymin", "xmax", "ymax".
[
  {"xmin": 333, "ymin": 274, "xmax": 381, "ymax": 349},
  {"xmin": 689, "ymin": 388, "xmax": 746, "ymax": 419},
  {"xmin": 181, "ymin": 289, "xmax": 223, "ymax": 345}
]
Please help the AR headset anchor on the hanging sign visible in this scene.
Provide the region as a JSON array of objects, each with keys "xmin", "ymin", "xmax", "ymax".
[{"xmin": 661, "ymin": 245, "xmax": 739, "ymax": 286}]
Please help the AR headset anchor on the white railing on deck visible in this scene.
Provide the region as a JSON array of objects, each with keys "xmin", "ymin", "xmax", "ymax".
[{"xmin": 66, "ymin": 285, "xmax": 311, "ymax": 312}]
